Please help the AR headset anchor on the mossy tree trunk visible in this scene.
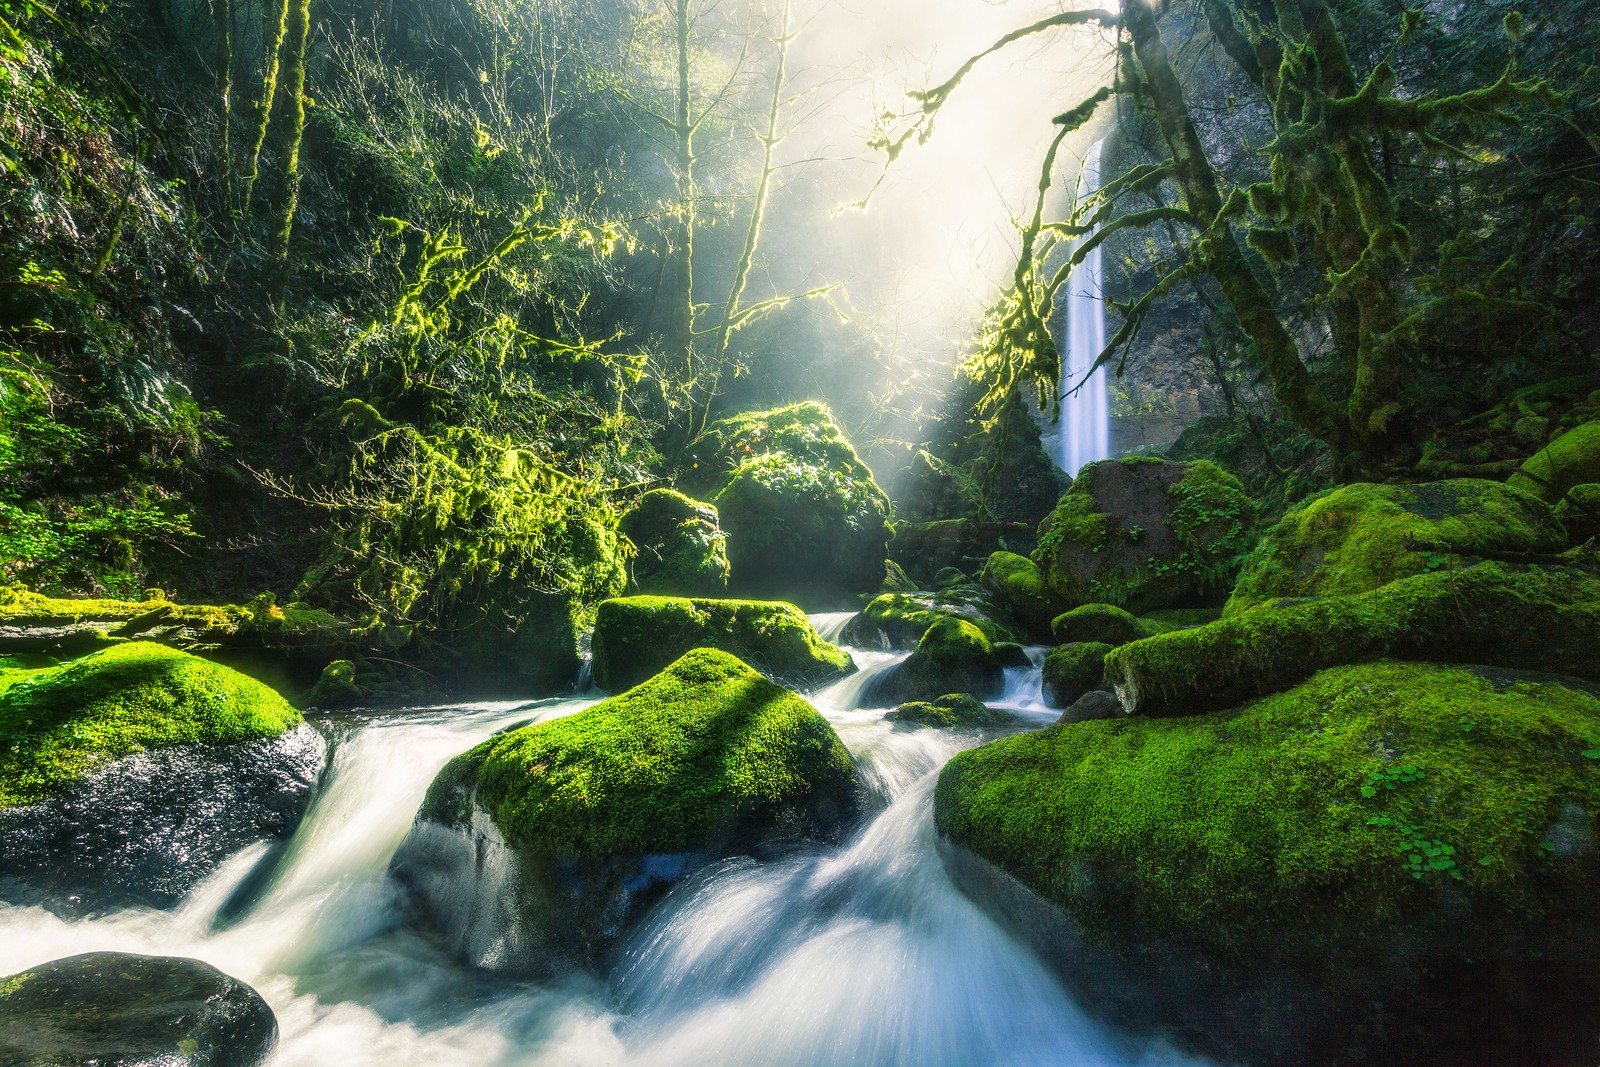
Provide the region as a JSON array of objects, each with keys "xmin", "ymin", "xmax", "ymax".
[{"xmin": 265, "ymin": 0, "xmax": 311, "ymax": 311}]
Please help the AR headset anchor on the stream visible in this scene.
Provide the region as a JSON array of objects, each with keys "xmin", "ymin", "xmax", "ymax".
[{"xmin": 0, "ymin": 620, "xmax": 1212, "ymax": 1067}]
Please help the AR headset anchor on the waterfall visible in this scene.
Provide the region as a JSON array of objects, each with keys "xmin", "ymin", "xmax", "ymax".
[{"xmin": 1057, "ymin": 135, "xmax": 1113, "ymax": 477}]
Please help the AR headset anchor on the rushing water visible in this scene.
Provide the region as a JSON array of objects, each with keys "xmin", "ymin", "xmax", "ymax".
[
  {"xmin": 0, "ymin": 626, "xmax": 1209, "ymax": 1067},
  {"xmin": 1058, "ymin": 135, "xmax": 1113, "ymax": 478}
]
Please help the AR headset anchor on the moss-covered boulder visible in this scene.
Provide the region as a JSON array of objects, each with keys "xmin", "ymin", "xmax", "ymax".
[
  {"xmin": 589, "ymin": 596, "xmax": 853, "ymax": 693},
  {"xmin": 871, "ymin": 617, "xmax": 1005, "ymax": 705},
  {"xmin": 684, "ymin": 403, "xmax": 891, "ymax": 603},
  {"xmin": 1033, "ymin": 459, "xmax": 1254, "ymax": 614},
  {"xmin": 619, "ymin": 489, "xmax": 731, "ymax": 596},
  {"xmin": 0, "ymin": 952, "xmax": 279, "ymax": 1067},
  {"xmin": 840, "ymin": 590, "xmax": 1017, "ymax": 650},
  {"xmin": 1509, "ymin": 419, "xmax": 1600, "ymax": 502},
  {"xmin": 392, "ymin": 649, "xmax": 858, "ymax": 970},
  {"xmin": 1107, "ymin": 563, "xmax": 1600, "ymax": 717},
  {"xmin": 935, "ymin": 661, "xmax": 1600, "ymax": 1065},
  {"xmin": 980, "ymin": 552, "xmax": 1068, "ymax": 639},
  {"xmin": 1227, "ymin": 479, "xmax": 1565, "ymax": 614},
  {"xmin": 0, "ymin": 644, "xmax": 323, "ymax": 908},
  {"xmin": 1050, "ymin": 604, "xmax": 1158, "ymax": 647},
  {"xmin": 1042, "ymin": 643, "xmax": 1113, "ymax": 709},
  {"xmin": 886, "ymin": 693, "xmax": 1012, "ymax": 729},
  {"xmin": 1556, "ymin": 483, "xmax": 1600, "ymax": 545},
  {"xmin": 889, "ymin": 519, "xmax": 1036, "ymax": 584}
]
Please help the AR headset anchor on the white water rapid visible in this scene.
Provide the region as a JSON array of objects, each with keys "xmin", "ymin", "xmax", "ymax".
[
  {"xmin": 0, "ymin": 626, "xmax": 1209, "ymax": 1067},
  {"xmin": 1058, "ymin": 135, "xmax": 1113, "ymax": 477}
]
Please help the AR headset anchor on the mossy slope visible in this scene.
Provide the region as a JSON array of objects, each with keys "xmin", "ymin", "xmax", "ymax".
[
  {"xmin": 422, "ymin": 648, "xmax": 857, "ymax": 858},
  {"xmin": 1227, "ymin": 479, "xmax": 1565, "ymax": 613},
  {"xmin": 1107, "ymin": 563, "xmax": 1600, "ymax": 716},
  {"xmin": 0, "ymin": 643, "xmax": 301, "ymax": 807},
  {"xmin": 589, "ymin": 596, "xmax": 853, "ymax": 693},
  {"xmin": 936, "ymin": 661, "xmax": 1600, "ymax": 986}
]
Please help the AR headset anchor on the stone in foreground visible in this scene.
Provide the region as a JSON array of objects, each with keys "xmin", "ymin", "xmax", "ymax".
[
  {"xmin": 0, "ymin": 643, "xmax": 322, "ymax": 909},
  {"xmin": 0, "ymin": 952, "xmax": 278, "ymax": 1067},
  {"xmin": 936, "ymin": 661, "xmax": 1600, "ymax": 1066},
  {"xmin": 392, "ymin": 648, "xmax": 858, "ymax": 972}
]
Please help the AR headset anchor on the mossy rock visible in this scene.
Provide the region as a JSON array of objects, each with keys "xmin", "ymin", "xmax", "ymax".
[
  {"xmin": 394, "ymin": 649, "xmax": 858, "ymax": 969},
  {"xmin": 306, "ymin": 659, "xmax": 360, "ymax": 707},
  {"xmin": 0, "ymin": 952, "xmax": 279, "ymax": 1067},
  {"xmin": 935, "ymin": 661, "xmax": 1600, "ymax": 1064},
  {"xmin": 0, "ymin": 642, "xmax": 302, "ymax": 808},
  {"xmin": 619, "ymin": 489, "xmax": 731, "ymax": 596},
  {"xmin": 1556, "ymin": 483, "xmax": 1600, "ymax": 545},
  {"xmin": 1042, "ymin": 643, "xmax": 1113, "ymax": 709},
  {"xmin": 886, "ymin": 693, "xmax": 1012, "ymax": 729},
  {"xmin": 0, "ymin": 644, "xmax": 322, "ymax": 908},
  {"xmin": 590, "ymin": 596, "xmax": 853, "ymax": 693},
  {"xmin": 980, "ymin": 552, "xmax": 1068, "ymax": 639},
  {"xmin": 1050, "ymin": 604, "xmax": 1157, "ymax": 647},
  {"xmin": 684, "ymin": 403, "xmax": 891, "ymax": 603},
  {"xmin": 840, "ymin": 590, "xmax": 1017, "ymax": 650},
  {"xmin": 1033, "ymin": 459, "xmax": 1254, "ymax": 615},
  {"xmin": 1227, "ymin": 479, "xmax": 1565, "ymax": 614},
  {"xmin": 871, "ymin": 617, "xmax": 1004, "ymax": 705},
  {"xmin": 1509, "ymin": 419, "xmax": 1600, "ymax": 502},
  {"xmin": 1107, "ymin": 563, "xmax": 1600, "ymax": 717}
]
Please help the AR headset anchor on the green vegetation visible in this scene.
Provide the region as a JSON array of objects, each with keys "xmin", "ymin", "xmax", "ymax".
[
  {"xmin": 1033, "ymin": 460, "xmax": 1254, "ymax": 614},
  {"xmin": 1042, "ymin": 643, "xmax": 1113, "ymax": 709},
  {"xmin": 979, "ymin": 552, "xmax": 1065, "ymax": 637},
  {"xmin": 1050, "ymin": 604, "xmax": 1158, "ymax": 647},
  {"xmin": 1510, "ymin": 420, "xmax": 1600, "ymax": 503},
  {"xmin": 589, "ymin": 596, "xmax": 852, "ymax": 693},
  {"xmin": 0, "ymin": 643, "xmax": 300, "ymax": 807},
  {"xmin": 935, "ymin": 661, "xmax": 1600, "ymax": 957},
  {"xmin": 1106, "ymin": 563, "xmax": 1600, "ymax": 716},
  {"xmin": 875, "ymin": 616, "xmax": 1004, "ymax": 705},
  {"xmin": 843, "ymin": 591, "xmax": 1017, "ymax": 650},
  {"xmin": 887, "ymin": 693, "xmax": 1012, "ymax": 729},
  {"xmin": 421, "ymin": 648, "xmax": 857, "ymax": 857},
  {"xmin": 1227, "ymin": 479, "xmax": 1566, "ymax": 613},
  {"xmin": 687, "ymin": 403, "xmax": 892, "ymax": 602},
  {"xmin": 620, "ymin": 490, "xmax": 730, "ymax": 597}
]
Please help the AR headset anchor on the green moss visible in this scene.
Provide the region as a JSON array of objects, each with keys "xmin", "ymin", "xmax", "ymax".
[
  {"xmin": 619, "ymin": 489, "xmax": 730, "ymax": 597},
  {"xmin": 306, "ymin": 659, "xmax": 360, "ymax": 707},
  {"xmin": 0, "ymin": 642, "xmax": 301, "ymax": 807},
  {"xmin": 1032, "ymin": 459, "xmax": 1254, "ymax": 614},
  {"xmin": 1042, "ymin": 643, "xmax": 1113, "ymax": 708},
  {"xmin": 980, "ymin": 552, "xmax": 1066, "ymax": 637},
  {"xmin": 1555, "ymin": 483, "xmax": 1600, "ymax": 545},
  {"xmin": 1227, "ymin": 479, "xmax": 1564, "ymax": 613},
  {"xmin": 590, "ymin": 596, "xmax": 853, "ymax": 693},
  {"xmin": 1050, "ymin": 604, "xmax": 1154, "ymax": 647},
  {"xmin": 686, "ymin": 403, "xmax": 891, "ymax": 602},
  {"xmin": 1510, "ymin": 420, "xmax": 1600, "ymax": 502},
  {"xmin": 421, "ymin": 648, "xmax": 857, "ymax": 857},
  {"xmin": 1107, "ymin": 563, "xmax": 1600, "ymax": 716},
  {"xmin": 842, "ymin": 591, "xmax": 1017, "ymax": 649},
  {"xmin": 877, "ymin": 616, "xmax": 1004, "ymax": 704},
  {"xmin": 886, "ymin": 693, "xmax": 1012, "ymax": 728},
  {"xmin": 935, "ymin": 661, "xmax": 1600, "ymax": 957},
  {"xmin": 1138, "ymin": 607, "xmax": 1221, "ymax": 630}
]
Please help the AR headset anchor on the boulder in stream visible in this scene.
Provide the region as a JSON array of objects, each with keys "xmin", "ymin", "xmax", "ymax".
[
  {"xmin": 0, "ymin": 643, "xmax": 323, "ymax": 910},
  {"xmin": 886, "ymin": 693, "xmax": 1012, "ymax": 729},
  {"xmin": 392, "ymin": 648, "xmax": 859, "ymax": 973},
  {"xmin": 619, "ymin": 488, "xmax": 731, "ymax": 596},
  {"xmin": 0, "ymin": 951, "xmax": 278, "ymax": 1067},
  {"xmin": 871, "ymin": 617, "xmax": 1005, "ymax": 705},
  {"xmin": 935, "ymin": 660, "xmax": 1600, "ymax": 1066},
  {"xmin": 589, "ymin": 596, "xmax": 853, "ymax": 693}
]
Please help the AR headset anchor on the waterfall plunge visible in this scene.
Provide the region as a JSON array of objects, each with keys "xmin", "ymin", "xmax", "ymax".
[{"xmin": 1057, "ymin": 136, "xmax": 1112, "ymax": 477}]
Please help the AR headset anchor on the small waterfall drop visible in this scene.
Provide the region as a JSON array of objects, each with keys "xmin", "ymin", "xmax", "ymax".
[{"xmin": 1058, "ymin": 135, "xmax": 1113, "ymax": 477}]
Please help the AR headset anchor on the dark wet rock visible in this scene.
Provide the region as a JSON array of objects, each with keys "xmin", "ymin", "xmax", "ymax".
[
  {"xmin": 0, "ymin": 724, "xmax": 325, "ymax": 911},
  {"xmin": 1058, "ymin": 690, "xmax": 1123, "ymax": 724},
  {"xmin": 0, "ymin": 952, "xmax": 278, "ymax": 1067}
]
